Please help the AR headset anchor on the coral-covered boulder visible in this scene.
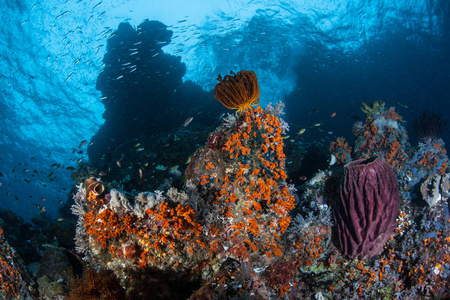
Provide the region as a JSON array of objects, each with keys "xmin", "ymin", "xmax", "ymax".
[{"xmin": 332, "ymin": 156, "xmax": 399, "ymax": 259}]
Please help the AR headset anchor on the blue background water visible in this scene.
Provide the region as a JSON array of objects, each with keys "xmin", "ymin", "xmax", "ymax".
[{"xmin": 0, "ymin": 0, "xmax": 448, "ymax": 221}]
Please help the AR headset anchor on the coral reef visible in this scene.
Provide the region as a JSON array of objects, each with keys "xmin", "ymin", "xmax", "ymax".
[
  {"xmin": 1, "ymin": 95, "xmax": 446, "ymax": 298},
  {"xmin": 0, "ymin": 225, "xmax": 37, "ymax": 299},
  {"xmin": 420, "ymin": 173, "xmax": 450, "ymax": 207},
  {"xmin": 329, "ymin": 137, "xmax": 352, "ymax": 165},
  {"xmin": 72, "ymin": 103, "xmax": 296, "ymax": 298},
  {"xmin": 67, "ymin": 99, "xmax": 450, "ymax": 299},
  {"xmin": 305, "ymin": 104, "xmax": 450, "ymax": 299},
  {"xmin": 35, "ymin": 246, "xmax": 81, "ymax": 298},
  {"xmin": 332, "ymin": 157, "xmax": 399, "ymax": 259},
  {"xmin": 348, "ymin": 102, "xmax": 409, "ymax": 172}
]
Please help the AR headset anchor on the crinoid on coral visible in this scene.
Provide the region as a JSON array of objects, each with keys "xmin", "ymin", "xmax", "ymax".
[
  {"xmin": 213, "ymin": 70, "xmax": 260, "ymax": 115},
  {"xmin": 414, "ymin": 111, "xmax": 446, "ymax": 142}
]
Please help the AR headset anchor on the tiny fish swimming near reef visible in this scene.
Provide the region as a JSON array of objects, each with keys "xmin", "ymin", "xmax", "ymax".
[
  {"xmin": 139, "ymin": 168, "xmax": 143, "ymax": 179},
  {"xmin": 397, "ymin": 102, "xmax": 408, "ymax": 108},
  {"xmin": 169, "ymin": 165, "xmax": 179, "ymax": 174},
  {"xmin": 331, "ymin": 112, "xmax": 336, "ymax": 118},
  {"xmin": 297, "ymin": 128, "xmax": 306, "ymax": 135},
  {"xmin": 40, "ymin": 197, "xmax": 46, "ymax": 201},
  {"xmin": 77, "ymin": 158, "xmax": 82, "ymax": 164},
  {"xmin": 136, "ymin": 147, "xmax": 145, "ymax": 152},
  {"xmin": 79, "ymin": 140, "xmax": 87, "ymax": 148},
  {"xmin": 183, "ymin": 117, "xmax": 194, "ymax": 127},
  {"xmin": 313, "ymin": 123, "xmax": 321, "ymax": 127},
  {"xmin": 34, "ymin": 204, "xmax": 46, "ymax": 214},
  {"xmin": 116, "ymin": 160, "xmax": 121, "ymax": 168}
]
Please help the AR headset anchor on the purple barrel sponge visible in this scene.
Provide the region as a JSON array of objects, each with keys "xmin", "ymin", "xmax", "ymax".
[{"xmin": 332, "ymin": 156, "xmax": 399, "ymax": 259}]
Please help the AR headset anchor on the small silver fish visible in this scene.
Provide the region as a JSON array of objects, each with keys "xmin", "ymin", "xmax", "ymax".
[
  {"xmin": 93, "ymin": 1, "xmax": 102, "ymax": 10},
  {"xmin": 183, "ymin": 117, "xmax": 193, "ymax": 127},
  {"xmin": 56, "ymin": 11, "xmax": 69, "ymax": 19},
  {"xmin": 397, "ymin": 102, "xmax": 408, "ymax": 108},
  {"xmin": 65, "ymin": 72, "xmax": 74, "ymax": 83}
]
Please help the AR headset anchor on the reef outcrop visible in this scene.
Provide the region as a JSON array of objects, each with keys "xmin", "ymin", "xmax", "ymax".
[{"xmin": 72, "ymin": 103, "xmax": 296, "ymax": 298}]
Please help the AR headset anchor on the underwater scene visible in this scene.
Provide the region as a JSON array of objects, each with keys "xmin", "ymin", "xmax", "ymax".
[{"xmin": 0, "ymin": 0, "xmax": 449, "ymax": 299}]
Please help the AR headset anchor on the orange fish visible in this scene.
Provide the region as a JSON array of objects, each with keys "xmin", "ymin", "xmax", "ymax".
[
  {"xmin": 331, "ymin": 112, "xmax": 336, "ymax": 118},
  {"xmin": 139, "ymin": 168, "xmax": 143, "ymax": 179},
  {"xmin": 116, "ymin": 160, "xmax": 121, "ymax": 168}
]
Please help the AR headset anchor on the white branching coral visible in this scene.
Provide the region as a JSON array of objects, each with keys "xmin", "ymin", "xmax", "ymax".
[{"xmin": 166, "ymin": 187, "xmax": 189, "ymax": 205}]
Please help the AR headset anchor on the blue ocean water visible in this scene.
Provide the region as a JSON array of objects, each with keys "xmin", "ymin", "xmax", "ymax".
[{"xmin": 0, "ymin": 0, "xmax": 448, "ymax": 222}]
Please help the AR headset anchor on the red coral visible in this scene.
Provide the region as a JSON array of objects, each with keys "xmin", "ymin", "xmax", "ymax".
[{"xmin": 263, "ymin": 260, "xmax": 296, "ymax": 290}]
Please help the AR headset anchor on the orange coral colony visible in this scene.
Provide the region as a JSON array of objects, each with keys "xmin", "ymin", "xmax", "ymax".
[{"xmin": 214, "ymin": 70, "xmax": 260, "ymax": 115}]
